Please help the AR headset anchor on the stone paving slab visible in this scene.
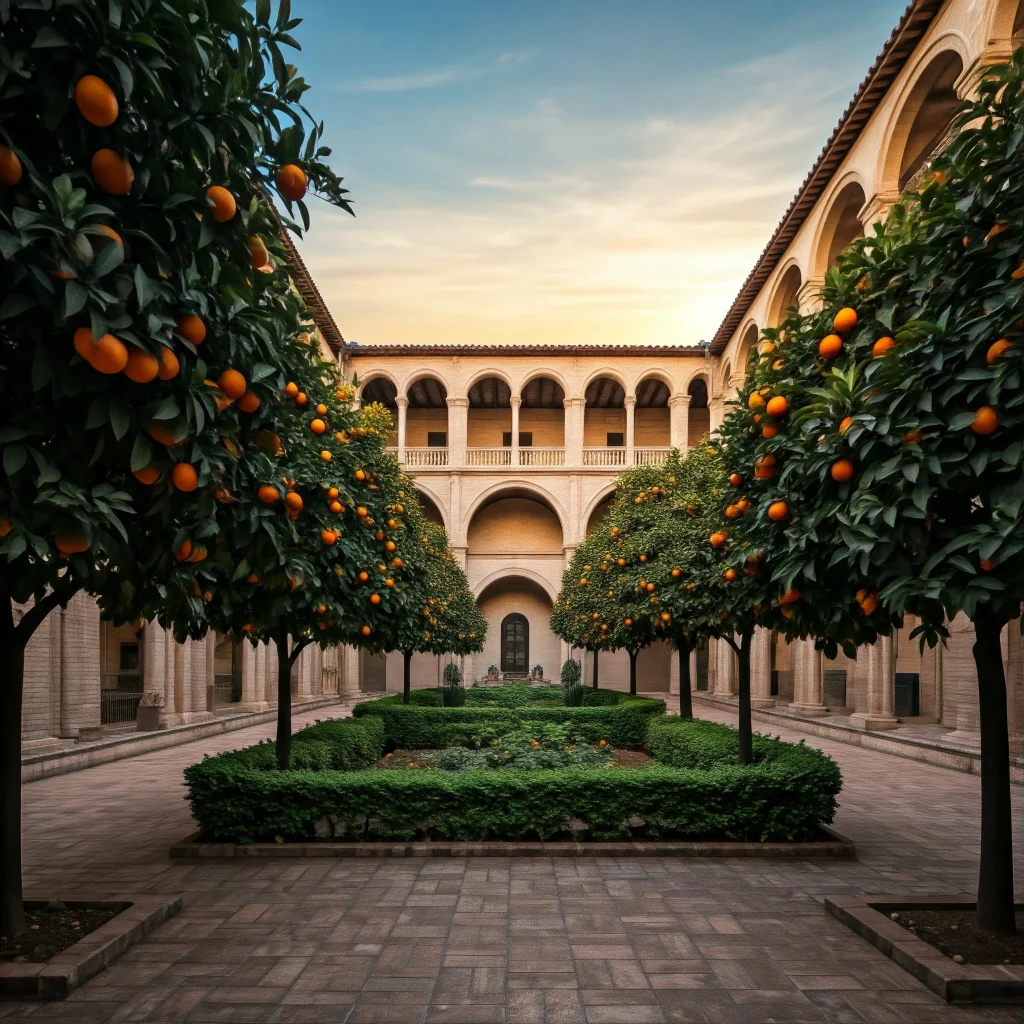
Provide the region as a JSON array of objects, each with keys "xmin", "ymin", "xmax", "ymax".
[{"xmin": 1, "ymin": 700, "xmax": 1023, "ymax": 1022}]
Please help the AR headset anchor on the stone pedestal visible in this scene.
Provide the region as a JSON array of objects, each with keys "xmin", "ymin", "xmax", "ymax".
[
  {"xmin": 750, "ymin": 627, "xmax": 775, "ymax": 708},
  {"xmin": 851, "ymin": 636, "xmax": 898, "ymax": 730},
  {"xmin": 790, "ymin": 639, "xmax": 827, "ymax": 716}
]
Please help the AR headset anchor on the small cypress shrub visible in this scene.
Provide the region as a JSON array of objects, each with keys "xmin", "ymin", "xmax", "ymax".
[
  {"xmin": 441, "ymin": 662, "xmax": 466, "ymax": 707},
  {"xmin": 561, "ymin": 658, "xmax": 583, "ymax": 706}
]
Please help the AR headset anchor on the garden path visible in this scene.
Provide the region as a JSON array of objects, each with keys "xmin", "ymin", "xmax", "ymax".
[{"xmin": 2, "ymin": 698, "xmax": 1023, "ymax": 1023}]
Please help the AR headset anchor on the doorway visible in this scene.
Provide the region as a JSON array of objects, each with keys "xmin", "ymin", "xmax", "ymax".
[{"xmin": 501, "ymin": 613, "xmax": 529, "ymax": 675}]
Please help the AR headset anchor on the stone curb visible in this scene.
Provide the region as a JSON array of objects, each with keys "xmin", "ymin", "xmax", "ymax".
[
  {"xmin": 824, "ymin": 895, "xmax": 1024, "ymax": 1004},
  {"xmin": 691, "ymin": 693, "xmax": 1024, "ymax": 784},
  {"xmin": 21, "ymin": 695, "xmax": 352, "ymax": 783},
  {"xmin": 170, "ymin": 825, "xmax": 854, "ymax": 859},
  {"xmin": 0, "ymin": 893, "xmax": 184, "ymax": 1000}
]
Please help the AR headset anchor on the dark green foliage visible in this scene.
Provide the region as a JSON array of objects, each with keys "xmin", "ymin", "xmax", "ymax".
[
  {"xmin": 426, "ymin": 722, "xmax": 610, "ymax": 772},
  {"xmin": 352, "ymin": 688, "xmax": 664, "ymax": 750},
  {"xmin": 464, "ymin": 684, "xmax": 558, "ymax": 707},
  {"xmin": 184, "ymin": 715, "xmax": 840, "ymax": 844}
]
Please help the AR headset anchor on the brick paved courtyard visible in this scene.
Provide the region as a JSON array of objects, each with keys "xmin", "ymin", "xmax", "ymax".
[{"xmin": 2, "ymin": 702, "xmax": 1023, "ymax": 1023}]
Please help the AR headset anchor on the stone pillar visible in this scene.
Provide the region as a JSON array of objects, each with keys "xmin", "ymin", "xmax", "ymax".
[
  {"xmin": 1006, "ymin": 620, "xmax": 1024, "ymax": 755},
  {"xmin": 58, "ymin": 607, "xmax": 78, "ymax": 739},
  {"xmin": 790, "ymin": 639, "xmax": 826, "ymax": 716},
  {"xmin": 943, "ymin": 613, "xmax": 980, "ymax": 743},
  {"xmin": 447, "ymin": 397, "xmax": 468, "ymax": 468},
  {"xmin": 205, "ymin": 634, "xmax": 215, "ymax": 711},
  {"xmin": 510, "ymin": 395, "xmax": 521, "ymax": 467},
  {"xmin": 143, "ymin": 622, "xmax": 171, "ymax": 727},
  {"xmin": 859, "ymin": 190, "xmax": 901, "ymax": 229},
  {"xmin": 750, "ymin": 627, "xmax": 774, "ymax": 708},
  {"xmin": 624, "ymin": 396, "xmax": 635, "ymax": 466},
  {"xmin": 174, "ymin": 640, "xmax": 190, "ymax": 715},
  {"xmin": 564, "ymin": 397, "xmax": 585, "ymax": 466},
  {"xmin": 795, "ymin": 278, "xmax": 825, "ymax": 315},
  {"xmin": 713, "ymin": 637, "xmax": 736, "ymax": 696},
  {"xmin": 238, "ymin": 640, "xmax": 270, "ymax": 711},
  {"xmin": 669, "ymin": 394, "xmax": 690, "ymax": 452},
  {"xmin": 396, "ymin": 396, "xmax": 408, "ymax": 463},
  {"xmin": 708, "ymin": 397, "xmax": 725, "ymax": 436},
  {"xmin": 191, "ymin": 637, "xmax": 211, "ymax": 717},
  {"xmin": 851, "ymin": 636, "xmax": 898, "ymax": 730}
]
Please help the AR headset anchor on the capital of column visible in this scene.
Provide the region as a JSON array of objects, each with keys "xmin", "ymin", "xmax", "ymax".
[
  {"xmin": 795, "ymin": 278, "xmax": 825, "ymax": 316},
  {"xmin": 623, "ymin": 395, "xmax": 637, "ymax": 408},
  {"xmin": 858, "ymin": 192, "xmax": 900, "ymax": 230},
  {"xmin": 447, "ymin": 397, "xmax": 469, "ymax": 408},
  {"xmin": 395, "ymin": 396, "xmax": 408, "ymax": 409},
  {"xmin": 669, "ymin": 393, "xmax": 691, "ymax": 410},
  {"xmin": 563, "ymin": 396, "xmax": 586, "ymax": 409},
  {"xmin": 509, "ymin": 396, "xmax": 521, "ymax": 409}
]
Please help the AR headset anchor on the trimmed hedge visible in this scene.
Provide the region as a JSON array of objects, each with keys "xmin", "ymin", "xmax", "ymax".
[
  {"xmin": 183, "ymin": 716, "xmax": 841, "ymax": 844},
  {"xmin": 351, "ymin": 687, "xmax": 664, "ymax": 750}
]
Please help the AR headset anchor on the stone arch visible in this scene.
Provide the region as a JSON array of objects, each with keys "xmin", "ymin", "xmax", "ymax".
[
  {"xmin": 402, "ymin": 372, "xmax": 450, "ymax": 406},
  {"xmin": 987, "ymin": 0, "xmax": 1024, "ymax": 47},
  {"xmin": 413, "ymin": 482, "xmax": 450, "ymax": 535},
  {"xmin": 879, "ymin": 40, "xmax": 968, "ymax": 194},
  {"xmin": 518, "ymin": 367, "xmax": 571, "ymax": 400},
  {"xmin": 463, "ymin": 481, "xmax": 569, "ymax": 547},
  {"xmin": 632, "ymin": 368, "xmax": 675, "ymax": 396},
  {"xmin": 719, "ymin": 360, "xmax": 732, "ymax": 391},
  {"xmin": 811, "ymin": 176, "xmax": 867, "ymax": 278},
  {"xmin": 465, "ymin": 367, "xmax": 514, "ymax": 400},
  {"xmin": 474, "ymin": 567, "xmax": 558, "ymax": 603},
  {"xmin": 357, "ymin": 372, "xmax": 399, "ymax": 410},
  {"xmin": 765, "ymin": 261, "xmax": 803, "ymax": 328},
  {"xmin": 734, "ymin": 321, "xmax": 761, "ymax": 379},
  {"xmin": 581, "ymin": 366, "xmax": 630, "ymax": 400},
  {"xmin": 583, "ymin": 485, "xmax": 618, "ymax": 537}
]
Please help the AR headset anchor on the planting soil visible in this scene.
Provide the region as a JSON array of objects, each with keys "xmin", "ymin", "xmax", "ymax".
[
  {"xmin": 889, "ymin": 908, "xmax": 1024, "ymax": 966},
  {"xmin": 0, "ymin": 901, "xmax": 130, "ymax": 963}
]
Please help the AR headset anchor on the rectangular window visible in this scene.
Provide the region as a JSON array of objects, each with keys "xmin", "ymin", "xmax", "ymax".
[
  {"xmin": 502, "ymin": 432, "xmax": 533, "ymax": 447},
  {"xmin": 607, "ymin": 432, "xmax": 624, "ymax": 447},
  {"xmin": 119, "ymin": 642, "xmax": 139, "ymax": 672},
  {"xmin": 426, "ymin": 432, "xmax": 447, "ymax": 448}
]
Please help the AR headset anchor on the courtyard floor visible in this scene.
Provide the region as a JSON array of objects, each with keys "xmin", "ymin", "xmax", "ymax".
[{"xmin": 2, "ymin": 700, "xmax": 1023, "ymax": 1024}]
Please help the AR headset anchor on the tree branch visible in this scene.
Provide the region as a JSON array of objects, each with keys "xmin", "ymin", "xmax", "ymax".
[
  {"xmin": 14, "ymin": 582, "xmax": 82, "ymax": 646},
  {"xmin": 288, "ymin": 636, "xmax": 312, "ymax": 667},
  {"xmin": 722, "ymin": 634, "xmax": 740, "ymax": 654}
]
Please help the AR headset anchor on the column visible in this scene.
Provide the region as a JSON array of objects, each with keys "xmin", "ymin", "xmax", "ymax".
[
  {"xmin": 713, "ymin": 637, "xmax": 736, "ymax": 697},
  {"xmin": 790, "ymin": 639, "xmax": 826, "ymax": 716},
  {"xmin": 795, "ymin": 278, "xmax": 825, "ymax": 316},
  {"xmin": 341, "ymin": 645, "xmax": 361, "ymax": 694},
  {"xmin": 191, "ymin": 636, "xmax": 211, "ymax": 717},
  {"xmin": 943, "ymin": 613, "xmax": 980, "ymax": 742},
  {"xmin": 851, "ymin": 636, "xmax": 898, "ymax": 730},
  {"xmin": 396, "ymin": 396, "xmax": 408, "ymax": 463},
  {"xmin": 624, "ymin": 396, "xmax": 635, "ymax": 466},
  {"xmin": 1006, "ymin": 621, "xmax": 1024, "ymax": 755},
  {"xmin": 238, "ymin": 640, "xmax": 269, "ymax": 711},
  {"xmin": 510, "ymin": 396, "xmax": 520, "ymax": 467},
  {"xmin": 708, "ymin": 397, "xmax": 725, "ymax": 436},
  {"xmin": 669, "ymin": 394, "xmax": 690, "ymax": 452},
  {"xmin": 447, "ymin": 397, "xmax": 468, "ymax": 468},
  {"xmin": 205, "ymin": 634, "xmax": 215, "ymax": 711},
  {"xmin": 859, "ymin": 190, "xmax": 901, "ymax": 230},
  {"xmin": 564, "ymin": 397, "xmax": 585, "ymax": 466},
  {"xmin": 174, "ymin": 640, "xmax": 190, "ymax": 715},
  {"xmin": 58, "ymin": 607, "xmax": 78, "ymax": 739},
  {"xmin": 750, "ymin": 627, "xmax": 774, "ymax": 708}
]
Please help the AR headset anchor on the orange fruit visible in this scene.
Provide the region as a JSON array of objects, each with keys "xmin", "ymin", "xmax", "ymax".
[
  {"xmin": 818, "ymin": 334, "xmax": 843, "ymax": 358},
  {"xmin": 370, "ymin": 593, "xmax": 381, "ymax": 605},
  {"xmin": 147, "ymin": 424, "xmax": 179, "ymax": 446},
  {"xmin": 762, "ymin": 424, "xmax": 779, "ymax": 438},
  {"xmin": 174, "ymin": 538, "xmax": 193, "ymax": 561},
  {"xmin": 737, "ymin": 498, "xmax": 751, "ymax": 511},
  {"xmin": 779, "ymin": 587, "xmax": 801, "ymax": 605},
  {"xmin": 55, "ymin": 533, "xmax": 90, "ymax": 555},
  {"xmin": 729, "ymin": 473, "xmax": 743, "ymax": 487},
  {"xmin": 296, "ymin": 392, "xmax": 307, "ymax": 405},
  {"xmin": 385, "ymin": 540, "xmax": 396, "ymax": 552},
  {"xmin": 73, "ymin": 326, "xmax": 95, "ymax": 362},
  {"xmin": 172, "ymin": 463, "xmax": 199, "ymax": 492},
  {"xmin": 767, "ymin": 501, "xmax": 789, "ymax": 521},
  {"xmin": 90, "ymin": 333, "xmax": 128, "ymax": 374},
  {"xmin": 247, "ymin": 572, "xmax": 259, "ymax": 583},
  {"xmin": 902, "ymin": 430, "xmax": 923, "ymax": 444},
  {"xmin": 133, "ymin": 466, "xmax": 161, "ymax": 485},
  {"xmin": 327, "ymin": 486, "xmax": 340, "ymax": 499},
  {"xmin": 709, "ymin": 531, "xmax": 727, "ymax": 548},
  {"xmin": 285, "ymin": 382, "xmax": 299, "ymax": 397},
  {"xmin": 857, "ymin": 591, "xmax": 879, "ymax": 615},
  {"xmin": 831, "ymin": 458, "xmax": 854, "ymax": 482},
  {"xmin": 154, "ymin": 347, "xmax": 179, "ymax": 381},
  {"xmin": 256, "ymin": 430, "xmax": 282, "ymax": 454},
  {"xmin": 725, "ymin": 504, "xmax": 740, "ymax": 519},
  {"xmin": 724, "ymin": 568, "xmax": 738, "ymax": 581},
  {"xmin": 214, "ymin": 488, "xmax": 234, "ymax": 503},
  {"xmin": 75, "ymin": 75, "xmax": 119, "ymax": 126},
  {"xmin": 987, "ymin": 339, "xmax": 1013, "ymax": 365},
  {"xmin": 322, "ymin": 530, "xmax": 337, "ymax": 546},
  {"xmin": 971, "ymin": 406, "xmax": 999, "ymax": 435},
  {"xmin": 671, "ymin": 568, "xmax": 681, "ymax": 578},
  {"xmin": 0, "ymin": 518, "xmax": 10, "ymax": 537},
  {"xmin": 1012, "ymin": 261, "xmax": 1024, "ymax": 281},
  {"xmin": 186, "ymin": 545, "xmax": 207, "ymax": 563},
  {"xmin": 839, "ymin": 416, "xmax": 854, "ymax": 434},
  {"xmin": 0, "ymin": 145, "xmax": 22, "ymax": 186},
  {"xmin": 258, "ymin": 485, "xmax": 280, "ymax": 504},
  {"xmin": 766, "ymin": 395, "xmax": 788, "ymax": 417},
  {"xmin": 316, "ymin": 404, "xmax": 328, "ymax": 416},
  {"xmin": 91, "ymin": 149, "xmax": 134, "ymax": 195},
  {"xmin": 284, "ymin": 492, "xmax": 303, "ymax": 511},
  {"xmin": 123, "ymin": 347, "xmax": 159, "ymax": 383},
  {"xmin": 354, "ymin": 468, "xmax": 367, "ymax": 481},
  {"xmin": 833, "ymin": 307, "xmax": 858, "ymax": 332},
  {"xmin": 358, "ymin": 571, "xmax": 369, "ymax": 582},
  {"xmin": 236, "ymin": 391, "xmax": 260, "ymax": 414},
  {"xmin": 747, "ymin": 392, "xmax": 765, "ymax": 410},
  {"xmin": 320, "ymin": 450, "xmax": 331, "ymax": 462},
  {"xmin": 218, "ymin": 369, "xmax": 246, "ymax": 400},
  {"xmin": 980, "ymin": 559, "xmax": 997, "ymax": 572},
  {"xmin": 872, "ymin": 336, "xmax": 896, "ymax": 358},
  {"xmin": 330, "ymin": 500, "xmax": 343, "ymax": 514},
  {"xmin": 361, "ymin": 625, "xmax": 372, "ymax": 636},
  {"xmin": 176, "ymin": 314, "xmax": 206, "ymax": 345},
  {"xmin": 95, "ymin": 224, "xmax": 124, "ymax": 262},
  {"xmin": 307, "ymin": 417, "xmax": 328, "ymax": 436},
  {"xmin": 392, "ymin": 557, "xmax": 403, "ymax": 568},
  {"xmin": 205, "ymin": 185, "xmax": 236, "ymax": 222},
  {"xmin": 247, "ymin": 235, "xmax": 269, "ymax": 269},
  {"xmin": 276, "ymin": 164, "xmax": 308, "ymax": 201}
]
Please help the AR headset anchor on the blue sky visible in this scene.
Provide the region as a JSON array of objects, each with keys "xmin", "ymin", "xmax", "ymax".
[{"xmin": 290, "ymin": 0, "xmax": 910, "ymax": 347}]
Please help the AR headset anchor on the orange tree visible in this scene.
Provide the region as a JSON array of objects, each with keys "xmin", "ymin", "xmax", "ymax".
[
  {"xmin": 717, "ymin": 53, "xmax": 1024, "ymax": 933},
  {"xmin": 0, "ymin": 0, "xmax": 351, "ymax": 937},
  {"xmin": 550, "ymin": 536, "xmax": 613, "ymax": 688}
]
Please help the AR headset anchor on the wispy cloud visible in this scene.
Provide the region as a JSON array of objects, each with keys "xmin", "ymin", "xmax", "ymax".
[{"xmin": 345, "ymin": 66, "xmax": 481, "ymax": 93}]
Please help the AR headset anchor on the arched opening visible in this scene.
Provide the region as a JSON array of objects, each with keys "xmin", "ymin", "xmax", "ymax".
[
  {"xmin": 360, "ymin": 377, "xmax": 398, "ymax": 447},
  {"xmin": 467, "ymin": 376, "xmax": 512, "ymax": 465},
  {"xmin": 477, "ymin": 576, "xmax": 557, "ymax": 683},
  {"xmin": 467, "ymin": 491, "xmax": 564, "ymax": 555},
  {"xmin": 583, "ymin": 376, "xmax": 626, "ymax": 466},
  {"xmin": 100, "ymin": 620, "xmax": 145, "ymax": 725},
  {"xmin": 634, "ymin": 376, "xmax": 670, "ymax": 459},
  {"xmin": 519, "ymin": 376, "xmax": 566, "ymax": 464},
  {"xmin": 687, "ymin": 376, "xmax": 710, "ymax": 448},
  {"xmin": 405, "ymin": 375, "xmax": 449, "ymax": 462},
  {"xmin": 766, "ymin": 265, "xmax": 803, "ymax": 328},
  {"xmin": 416, "ymin": 490, "xmax": 445, "ymax": 529},
  {"xmin": 734, "ymin": 323, "xmax": 761, "ymax": 386},
  {"xmin": 500, "ymin": 613, "xmax": 530, "ymax": 675},
  {"xmin": 893, "ymin": 51, "xmax": 964, "ymax": 192},
  {"xmin": 815, "ymin": 183, "xmax": 866, "ymax": 276},
  {"xmin": 586, "ymin": 491, "xmax": 615, "ymax": 537}
]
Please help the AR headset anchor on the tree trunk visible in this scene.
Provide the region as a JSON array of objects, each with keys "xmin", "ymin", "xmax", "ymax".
[
  {"xmin": 972, "ymin": 607, "xmax": 1016, "ymax": 934},
  {"xmin": 628, "ymin": 649, "xmax": 637, "ymax": 695},
  {"xmin": 403, "ymin": 650, "xmax": 412, "ymax": 704},
  {"xmin": 592, "ymin": 648, "xmax": 600, "ymax": 690},
  {"xmin": 275, "ymin": 627, "xmax": 292, "ymax": 771},
  {"xmin": 678, "ymin": 644, "xmax": 693, "ymax": 720},
  {"xmin": 736, "ymin": 628, "xmax": 753, "ymax": 765},
  {"xmin": 0, "ymin": 597, "xmax": 25, "ymax": 940}
]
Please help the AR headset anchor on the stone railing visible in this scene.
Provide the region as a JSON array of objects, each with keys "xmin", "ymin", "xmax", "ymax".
[
  {"xmin": 466, "ymin": 447, "xmax": 512, "ymax": 466},
  {"xmin": 634, "ymin": 447, "xmax": 671, "ymax": 466},
  {"xmin": 517, "ymin": 447, "xmax": 565, "ymax": 466},
  {"xmin": 404, "ymin": 447, "xmax": 448, "ymax": 467},
  {"xmin": 583, "ymin": 446, "xmax": 627, "ymax": 467}
]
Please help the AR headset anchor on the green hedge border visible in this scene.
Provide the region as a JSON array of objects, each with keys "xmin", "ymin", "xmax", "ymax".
[
  {"xmin": 351, "ymin": 687, "xmax": 665, "ymax": 750},
  {"xmin": 184, "ymin": 715, "xmax": 842, "ymax": 845}
]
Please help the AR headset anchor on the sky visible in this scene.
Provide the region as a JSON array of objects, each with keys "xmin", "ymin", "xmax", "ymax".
[{"xmin": 290, "ymin": 0, "xmax": 910, "ymax": 348}]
